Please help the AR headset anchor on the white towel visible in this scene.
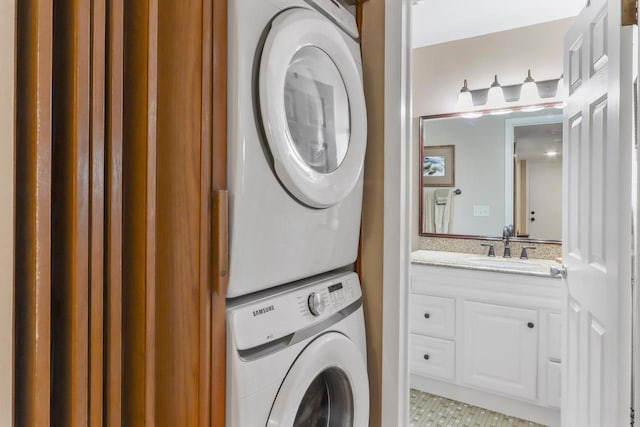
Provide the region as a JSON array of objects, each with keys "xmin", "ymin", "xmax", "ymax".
[
  {"xmin": 423, "ymin": 188, "xmax": 453, "ymax": 233},
  {"xmin": 434, "ymin": 189, "xmax": 452, "ymax": 233},
  {"xmin": 423, "ymin": 188, "xmax": 436, "ymax": 233}
]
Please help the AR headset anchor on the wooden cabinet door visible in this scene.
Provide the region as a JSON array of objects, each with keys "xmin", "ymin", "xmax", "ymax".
[{"xmin": 462, "ymin": 301, "xmax": 538, "ymax": 400}]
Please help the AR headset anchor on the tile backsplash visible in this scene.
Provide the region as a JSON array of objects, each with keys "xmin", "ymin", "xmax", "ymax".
[{"xmin": 417, "ymin": 236, "xmax": 562, "ymax": 260}]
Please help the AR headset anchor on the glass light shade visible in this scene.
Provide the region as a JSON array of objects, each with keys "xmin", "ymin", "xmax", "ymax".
[
  {"xmin": 556, "ymin": 76, "xmax": 564, "ymax": 100},
  {"xmin": 456, "ymin": 91, "xmax": 474, "ymax": 111},
  {"xmin": 519, "ymin": 69, "xmax": 540, "ymax": 104},
  {"xmin": 485, "ymin": 75, "xmax": 504, "ymax": 109},
  {"xmin": 455, "ymin": 79, "xmax": 474, "ymax": 111},
  {"xmin": 520, "ymin": 82, "xmax": 540, "ymax": 104}
]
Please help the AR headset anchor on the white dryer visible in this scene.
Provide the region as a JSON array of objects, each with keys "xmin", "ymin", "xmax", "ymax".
[
  {"xmin": 226, "ymin": 271, "xmax": 369, "ymax": 426},
  {"xmin": 227, "ymin": 0, "xmax": 367, "ymax": 298}
]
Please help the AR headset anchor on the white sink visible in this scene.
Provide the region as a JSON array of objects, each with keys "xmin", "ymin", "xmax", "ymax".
[{"xmin": 465, "ymin": 257, "xmax": 542, "ymax": 271}]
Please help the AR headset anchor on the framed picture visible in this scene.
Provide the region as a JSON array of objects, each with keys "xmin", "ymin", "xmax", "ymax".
[{"xmin": 422, "ymin": 145, "xmax": 455, "ymax": 187}]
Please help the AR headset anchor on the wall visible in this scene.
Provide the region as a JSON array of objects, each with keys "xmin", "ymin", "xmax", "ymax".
[
  {"xmin": 412, "ymin": 18, "xmax": 573, "ymax": 251},
  {"xmin": 0, "ymin": 0, "xmax": 15, "ymax": 423}
]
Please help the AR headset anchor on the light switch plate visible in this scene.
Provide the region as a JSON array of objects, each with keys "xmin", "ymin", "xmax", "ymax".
[{"xmin": 473, "ymin": 205, "xmax": 490, "ymax": 217}]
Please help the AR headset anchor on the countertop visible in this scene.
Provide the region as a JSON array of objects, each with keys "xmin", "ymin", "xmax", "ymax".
[{"xmin": 411, "ymin": 250, "xmax": 561, "ymax": 278}]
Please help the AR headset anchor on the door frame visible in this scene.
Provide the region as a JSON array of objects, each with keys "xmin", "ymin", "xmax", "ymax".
[
  {"xmin": 381, "ymin": 0, "xmax": 412, "ymax": 426},
  {"xmin": 0, "ymin": 0, "xmax": 15, "ymax": 424},
  {"xmin": 504, "ymin": 114, "xmax": 563, "ymax": 226}
]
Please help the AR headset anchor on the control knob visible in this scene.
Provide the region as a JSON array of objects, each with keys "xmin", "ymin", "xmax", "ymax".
[{"xmin": 308, "ymin": 292, "xmax": 325, "ymax": 316}]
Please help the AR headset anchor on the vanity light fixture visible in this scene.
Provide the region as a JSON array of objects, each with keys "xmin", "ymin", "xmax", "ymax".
[
  {"xmin": 519, "ymin": 69, "xmax": 540, "ymax": 105},
  {"xmin": 454, "ymin": 72, "xmax": 564, "ymax": 114},
  {"xmin": 545, "ymin": 151, "xmax": 559, "ymax": 157},
  {"xmin": 485, "ymin": 75, "xmax": 505, "ymax": 109},
  {"xmin": 455, "ymin": 79, "xmax": 474, "ymax": 111}
]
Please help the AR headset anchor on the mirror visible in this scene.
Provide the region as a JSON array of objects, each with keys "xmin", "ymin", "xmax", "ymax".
[{"xmin": 419, "ymin": 106, "xmax": 563, "ymax": 242}]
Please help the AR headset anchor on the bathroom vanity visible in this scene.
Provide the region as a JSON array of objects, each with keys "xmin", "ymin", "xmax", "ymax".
[{"xmin": 410, "ymin": 250, "xmax": 562, "ymax": 427}]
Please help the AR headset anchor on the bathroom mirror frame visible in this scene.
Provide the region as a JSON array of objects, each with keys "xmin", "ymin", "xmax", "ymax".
[{"xmin": 418, "ymin": 102, "xmax": 564, "ymax": 244}]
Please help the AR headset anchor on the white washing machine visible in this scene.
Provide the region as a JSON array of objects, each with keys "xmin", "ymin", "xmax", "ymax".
[
  {"xmin": 227, "ymin": 0, "xmax": 368, "ymax": 298},
  {"xmin": 226, "ymin": 271, "xmax": 369, "ymax": 426}
]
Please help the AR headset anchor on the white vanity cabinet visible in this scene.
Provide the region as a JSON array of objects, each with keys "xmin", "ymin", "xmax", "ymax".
[{"xmin": 410, "ymin": 260, "xmax": 563, "ymax": 426}]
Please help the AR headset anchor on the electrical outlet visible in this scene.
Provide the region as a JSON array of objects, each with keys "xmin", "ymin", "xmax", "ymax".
[{"xmin": 473, "ymin": 205, "xmax": 490, "ymax": 217}]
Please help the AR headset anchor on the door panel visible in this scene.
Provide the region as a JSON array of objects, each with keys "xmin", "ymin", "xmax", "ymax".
[
  {"xmin": 562, "ymin": 0, "xmax": 633, "ymax": 424},
  {"xmin": 15, "ymin": 0, "xmax": 227, "ymax": 425},
  {"xmin": 14, "ymin": 0, "xmax": 54, "ymax": 424}
]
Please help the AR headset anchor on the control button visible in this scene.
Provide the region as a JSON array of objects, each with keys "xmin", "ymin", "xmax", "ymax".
[{"xmin": 308, "ymin": 292, "xmax": 325, "ymax": 316}]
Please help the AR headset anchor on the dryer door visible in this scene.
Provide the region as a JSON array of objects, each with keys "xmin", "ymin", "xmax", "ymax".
[
  {"xmin": 267, "ymin": 333, "xmax": 369, "ymax": 427},
  {"xmin": 259, "ymin": 8, "xmax": 367, "ymax": 208}
]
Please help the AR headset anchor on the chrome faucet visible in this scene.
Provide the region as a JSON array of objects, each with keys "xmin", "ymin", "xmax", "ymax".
[{"xmin": 502, "ymin": 224, "xmax": 514, "ymax": 258}]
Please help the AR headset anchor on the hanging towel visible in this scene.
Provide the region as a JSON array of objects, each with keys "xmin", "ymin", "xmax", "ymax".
[
  {"xmin": 423, "ymin": 188, "xmax": 454, "ymax": 233},
  {"xmin": 423, "ymin": 188, "xmax": 436, "ymax": 233},
  {"xmin": 434, "ymin": 189, "xmax": 450, "ymax": 205},
  {"xmin": 433, "ymin": 189, "xmax": 453, "ymax": 233}
]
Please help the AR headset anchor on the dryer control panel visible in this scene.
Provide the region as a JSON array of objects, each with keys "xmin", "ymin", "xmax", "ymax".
[{"xmin": 230, "ymin": 272, "xmax": 362, "ymax": 354}]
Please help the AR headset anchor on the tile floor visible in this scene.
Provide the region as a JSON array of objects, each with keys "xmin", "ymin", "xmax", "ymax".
[{"xmin": 409, "ymin": 389, "xmax": 547, "ymax": 427}]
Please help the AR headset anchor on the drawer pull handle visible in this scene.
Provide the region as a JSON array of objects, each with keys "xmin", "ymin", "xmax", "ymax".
[
  {"xmin": 527, "ymin": 322, "xmax": 535, "ymax": 329},
  {"xmin": 423, "ymin": 354, "xmax": 430, "ymax": 360},
  {"xmin": 424, "ymin": 313, "xmax": 430, "ymax": 319}
]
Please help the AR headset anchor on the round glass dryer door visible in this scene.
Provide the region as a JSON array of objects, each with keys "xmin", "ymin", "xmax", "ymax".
[
  {"xmin": 259, "ymin": 8, "xmax": 367, "ymax": 208},
  {"xmin": 267, "ymin": 333, "xmax": 369, "ymax": 427}
]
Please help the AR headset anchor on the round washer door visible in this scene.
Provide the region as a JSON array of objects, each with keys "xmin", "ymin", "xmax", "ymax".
[
  {"xmin": 267, "ymin": 333, "xmax": 369, "ymax": 427},
  {"xmin": 259, "ymin": 8, "xmax": 367, "ymax": 208}
]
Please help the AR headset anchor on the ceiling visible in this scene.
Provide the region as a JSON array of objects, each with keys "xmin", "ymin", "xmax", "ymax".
[
  {"xmin": 412, "ymin": 0, "xmax": 585, "ymax": 48},
  {"xmin": 515, "ymin": 123, "xmax": 563, "ymax": 161}
]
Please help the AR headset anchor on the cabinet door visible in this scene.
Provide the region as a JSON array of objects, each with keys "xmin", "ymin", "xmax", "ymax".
[{"xmin": 462, "ymin": 301, "xmax": 538, "ymax": 400}]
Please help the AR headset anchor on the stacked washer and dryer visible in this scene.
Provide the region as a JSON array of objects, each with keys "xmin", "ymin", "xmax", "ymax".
[{"xmin": 226, "ymin": 0, "xmax": 370, "ymax": 425}]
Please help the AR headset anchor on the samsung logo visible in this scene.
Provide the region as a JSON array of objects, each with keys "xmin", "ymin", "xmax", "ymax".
[{"xmin": 252, "ymin": 305, "xmax": 275, "ymax": 317}]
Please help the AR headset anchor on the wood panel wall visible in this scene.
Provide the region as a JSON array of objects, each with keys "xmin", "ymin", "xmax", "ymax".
[{"xmin": 15, "ymin": 0, "xmax": 227, "ymax": 425}]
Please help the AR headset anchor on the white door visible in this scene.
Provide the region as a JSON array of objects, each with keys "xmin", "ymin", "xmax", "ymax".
[
  {"xmin": 259, "ymin": 8, "xmax": 367, "ymax": 208},
  {"xmin": 527, "ymin": 159, "xmax": 563, "ymax": 240},
  {"xmin": 461, "ymin": 301, "xmax": 538, "ymax": 400},
  {"xmin": 562, "ymin": 0, "xmax": 633, "ymax": 424}
]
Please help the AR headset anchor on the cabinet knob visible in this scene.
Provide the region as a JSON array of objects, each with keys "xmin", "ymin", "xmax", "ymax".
[
  {"xmin": 424, "ymin": 313, "xmax": 430, "ymax": 319},
  {"xmin": 423, "ymin": 354, "xmax": 430, "ymax": 360},
  {"xmin": 527, "ymin": 322, "xmax": 535, "ymax": 329}
]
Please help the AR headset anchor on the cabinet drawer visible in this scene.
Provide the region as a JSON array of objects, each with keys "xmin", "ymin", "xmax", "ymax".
[
  {"xmin": 410, "ymin": 294, "xmax": 455, "ymax": 339},
  {"xmin": 547, "ymin": 312, "xmax": 561, "ymax": 361},
  {"xmin": 410, "ymin": 334, "xmax": 455, "ymax": 381},
  {"xmin": 547, "ymin": 360, "xmax": 561, "ymax": 408}
]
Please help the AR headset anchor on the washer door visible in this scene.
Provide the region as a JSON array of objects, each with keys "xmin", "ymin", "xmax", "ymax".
[
  {"xmin": 259, "ymin": 8, "xmax": 367, "ymax": 208},
  {"xmin": 267, "ymin": 333, "xmax": 369, "ymax": 427}
]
